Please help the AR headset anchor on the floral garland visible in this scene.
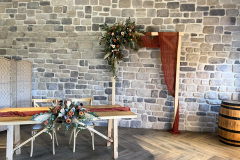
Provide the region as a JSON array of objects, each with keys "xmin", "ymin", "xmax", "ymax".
[
  {"xmin": 31, "ymin": 101, "xmax": 98, "ymax": 132},
  {"xmin": 100, "ymin": 18, "xmax": 144, "ymax": 78}
]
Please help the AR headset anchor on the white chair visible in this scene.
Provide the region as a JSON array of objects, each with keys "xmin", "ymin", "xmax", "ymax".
[
  {"xmin": 31, "ymin": 99, "xmax": 59, "ymax": 157},
  {"xmin": 69, "ymin": 98, "xmax": 95, "ymax": 152}
]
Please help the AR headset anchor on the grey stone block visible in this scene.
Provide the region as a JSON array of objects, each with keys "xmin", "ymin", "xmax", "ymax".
[
  {"xmin": 122, "ymin": 9, "xmax": 135, "ymax": 17},
  {"xmin": 76, "ymin": 85, "xmax": 87, "ymax": 89},
  {"xmin": 159, "ymin": 90, "xmax": 167, "ymax": 98},
  {"xmin": 151, "ymin": 90, "xmax": 158, "ymax": 98},
  {"xmin": 85, "ymin": 6, "xmax": 92, "ymax": 13},
  {"xmin": 47, "ymin": 83, "xmax": 58, "ymax": 90},
  {"xmin": 185, "ymin": 98, "xmax": 197, "ymax": 102},
  {"xmin": 77, "ymin": 11, "xmax": 84, "ymax": 18},
  {"xmin": 180, "ymin": 4, "xmax": 195, "ymax": 11},
  {"xmin": 105, "ymin": 17, "xmax": 116, "ymax": 24},
  {"xmin": 132, "ymin": 0, "xmax": 142, "ymax": 8},
  {"xmin": 180, "ymin": 67, "xmax": 196, "ymax": 72},
  {"xmin": 92, "ymin": 17, "xmax": 104, "ymax": 23},
  {"xmin": 27, "ymin": 2, "xmax": 39, "ymax": 9},
  {"xmin": 99, "ymin": 0, "xmax": 111, "ymax": 6},
  {"xmin": 76, "ymin": 26, "xmax": 86, "ymax": 31},
  {"xmin": 122, "ymin": 80, "xmax": 130, "ymax": 88},
  {"xmin": 92, "ymin": 24, "xmax": 99, "ymax": 31},
  {"xmin": 143, "ymin": 1, "xmax": 154, "ymax": 8},
  {"xmin": 205, "ymin": 35, "xmax": 221, "ymax": 43},
  {"xmin": 64, "ymin": 83, "xmax": 75, "ymax": 89},
  {"xmin": 203, "ymin": 17, "xmax": 219, "ymax": 25},
  {"xmin": 226, "ymin": 9, "xmax": 239, "ymax": 16},
  {"xmin": 94, "ymin": 96, "xmax": 107, "ymax": 100},
  {"xmin": 216, "ymin": 65, "xmax": 231, "ymax": 72},
  {"xmin": 196, "ymin": 112, "xmax": 206, "ymax": 116},
  {"xmin": 203, "ymin": 26, "xmax": 214, "ymax": 33},
  {"xmin": 157, "ymin": 9, "xmax": 169, "ymax": 17},
  {"xmin": 46, "ymin": 20, "xmax": 60, "ymax": 24},
  {"xmin": 205, "ymin": 92, "xmax": 218, "ymax": 99},
  {"xmin": 199, "ymin": 104, "xmax": 209, "ymax": 112},
  {"xmin": 130, "ymin": 120, "xmax": 142, "ymax": 128},
  {"xmin": 220, "ymin": 17, "xmax": 236, "ymax": 25},
  {"xmin": 152, "ymin": 18, "xmax": 163, "ymax": 25},
  {"xmin": 148, "ymin": 116, "xmax": 157, "ymax": 122},
  {"xmin": 209, "ymin": 57, "xmax": 225, "ymax": 64},
  {"xmin": 6, "ymin": 9, "xmax": 17, "ymax": 13},
  {"xmin": 210, "ymin": 105, "xmax": 220, "ymax": 112},
  {"xmin": 62, "ymin": 18, "xmax": 72, "ymax": 25},
  {"xmin": 210, "ymin": 9, "xmax": 225, "ymax": 16},
  {"xmin": 45, "ymin": 72, "xmax": 54, "ymax": 77},
  {"xmin": 75, "ymin": 0, "xmax": 89, "ymax": 5},
  {"xmin": 167, "ymin": 2, "xmax": 179, "ymax": 9},
  {"xmin": 204, "ymin": 65, "xmax": 214, "ymax": 71},
  {"xmin": 70, "ymin": 71, "xmax": 78, "ymax": 77},
  {"xmin": 197, "ymin": 6, "xmax": 209, "ymax": 11},
  {"xmin": 144, "ymin": 99, "xmax": 156, "ymax": 103},
  {"xmin": 119, "ymin": 0, "xmax": 131, "ymax": 8},
  {"xmin": 40, "ymin": 1, "xmax": 50, "ymax": 6},
  {"xmin": 46, "ymin": 38, "xmax": 56, "ymax": 42}
]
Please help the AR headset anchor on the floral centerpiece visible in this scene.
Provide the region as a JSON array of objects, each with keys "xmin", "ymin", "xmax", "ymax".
[
  {"xmin": 31, "ymin": 101, "xmax": 98, "ymax": 132},
  {"xmin": 100, "ymin": 18, "xmax": 144, "ymax": 78}
]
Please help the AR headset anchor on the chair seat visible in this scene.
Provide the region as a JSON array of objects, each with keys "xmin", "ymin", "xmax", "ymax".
[{"xmin": 32, "ymin": 124, "xmax": 44, "ymax": 130}]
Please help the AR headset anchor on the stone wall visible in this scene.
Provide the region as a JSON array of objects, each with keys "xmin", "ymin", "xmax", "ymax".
[{"xmin": 0, "ymin": 0, "xmax": 239, "ymax": 132}]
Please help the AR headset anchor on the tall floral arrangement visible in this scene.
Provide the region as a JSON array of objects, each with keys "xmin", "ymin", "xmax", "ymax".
[
  {"xmin": 100, "ymin": 18, "xmax": 144, "ymax": 78},
  {"xmin": 31, "ymin": 101, "xmax": 98, "ymax": 132}
]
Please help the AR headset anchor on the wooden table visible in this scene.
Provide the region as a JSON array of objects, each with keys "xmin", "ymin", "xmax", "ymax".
[{"xmin": 0, "ymin": 105, "xmax": 137, "ymax": 160}]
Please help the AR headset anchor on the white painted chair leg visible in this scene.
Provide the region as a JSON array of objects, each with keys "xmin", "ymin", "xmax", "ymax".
[
  {"xmin": 30, "ymin": 139, "xmax": 33, "ymax": 157},
  {"xmin": 52, "ymin": 130, "xmax": 55, "ymax": 155},
  {"xmin": 53, "ymin": 129, "xmax": 58, "ymax": 146},
  {"xmin": 69, "ymin": 130, "xmax": 74, "ymax": 144},
  {"xmin": 91, "ymin": 130, "xmax": 94, "ymax": 150},
  {"xmin": 73, "ymin": 128, "xmax": 76, "ymax": 153}
]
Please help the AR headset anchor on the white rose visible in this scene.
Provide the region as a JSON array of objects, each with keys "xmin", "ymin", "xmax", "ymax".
[{"xmin": 112, "ymin": 45, "xmax": 115, "ymax": 48}]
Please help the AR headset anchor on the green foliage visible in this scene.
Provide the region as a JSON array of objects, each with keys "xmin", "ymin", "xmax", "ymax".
[{"xmin": 99, "ymin": 18, "xmax": 144, "ymax": 78}]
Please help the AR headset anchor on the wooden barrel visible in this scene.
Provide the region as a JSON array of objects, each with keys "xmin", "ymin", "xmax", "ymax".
[{"xmin": 218, "ymin": 101, "xmax": 240, "ymax": 146}]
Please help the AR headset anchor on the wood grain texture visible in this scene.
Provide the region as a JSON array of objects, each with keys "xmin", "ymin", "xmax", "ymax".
[
  {"xmin": 0, "ymin": 125, "xmax": 239, "ymax": 160},
  {"xmin": 0, "ymin": 106, "xmax": 137, "ymax": 124}
]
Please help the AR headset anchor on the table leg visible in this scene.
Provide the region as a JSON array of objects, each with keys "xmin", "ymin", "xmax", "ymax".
[
  {"xmin": 6, "ymin": 125, "xmax": 14, "ymax": 160},
  {"xmin": 113, "ymin": 119, "xmax": 118, "ymax": 159},
  {"xmin": 107, "ymin": 119, "xmax": 112, "ymax": 147},
  {"xmin": 14, "ymin": 125, "xmax": 21, "ymax": 154}
]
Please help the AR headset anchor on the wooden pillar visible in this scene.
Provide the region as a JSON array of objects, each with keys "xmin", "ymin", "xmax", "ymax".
[
  {"xmin": 150, "ymin": 32, "xmax": 184, "ymax": 126},
  {"xmin": 173, "ymin": 33, "xmax": 183, "ymax": 122}
]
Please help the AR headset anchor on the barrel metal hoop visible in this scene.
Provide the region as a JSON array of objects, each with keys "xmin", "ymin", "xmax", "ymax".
[
  {"xmin": 222, "ymin": 102, "xmax": 240, "ymax": 106},
  {"xmin": 221, "ymin": 104, "xmax": 240, "ymax": 110},
  {"xmin": 219, "ymin": 135, "xmax": 240, "ymax": 143},
  {"xmin": 219, "ymin": 113, "xmax": 240, "ymax": 120},
  {"xmin": 219, "ymin": 139, "xmax": 240, "ymax": 147},
  {"xmin": 218, "ymin": 126, "xmax": 240, "ymax": 134}
]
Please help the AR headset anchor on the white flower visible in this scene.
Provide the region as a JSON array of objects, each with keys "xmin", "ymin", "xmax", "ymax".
[
  {"xmin": 112, "ymin": 32, "xmax": 114, "ymax": 36},
  {"xmin": 129, "ymin": 29, "xmax": 132, "ymax": 32},
  {"xmin": 60, "ymin": 108, "xmax": 65, "ymax": 113},
  {"xmin": 112, "ymin": 50, "xmax": 114, "ymax": 52},
  {"xmin": 121, "ymin": 32, "xmax": 124, "ymax": 35},
  {"xmin": 112, "ymin": 45, "xmax": 115, "ymax": 48},
  {"xmin": 67, "ymin": 101, "xmax": 71, "ymax": 108}
]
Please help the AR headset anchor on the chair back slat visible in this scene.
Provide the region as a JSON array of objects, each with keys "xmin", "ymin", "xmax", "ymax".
[
  {"xmin": 70, "ymin": 98, "xmax": 92, "ymax": 105},
  {"xmin": 32, "ymin": 99, "xmax": 58, "ymax": 107}
]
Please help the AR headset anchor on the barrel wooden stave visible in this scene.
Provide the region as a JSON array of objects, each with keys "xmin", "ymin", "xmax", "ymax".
[{"xmin": 218, "ymin": 101, "xmax": 240, "ymax": 146}]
